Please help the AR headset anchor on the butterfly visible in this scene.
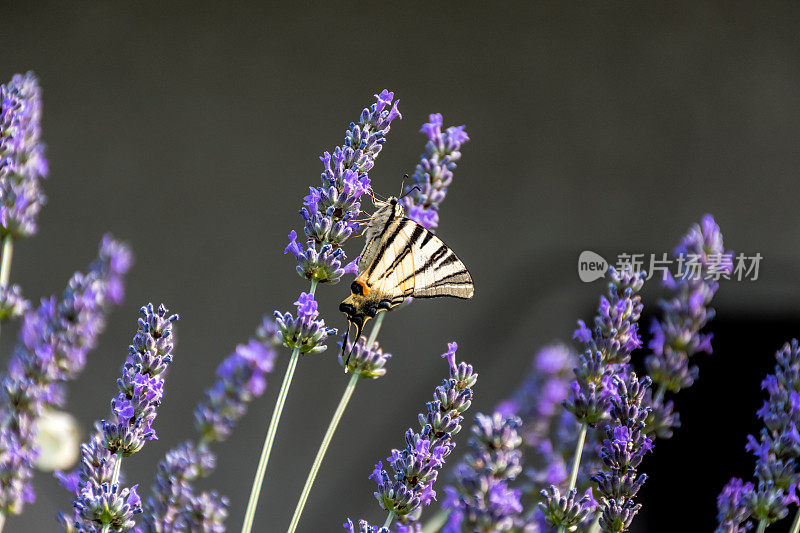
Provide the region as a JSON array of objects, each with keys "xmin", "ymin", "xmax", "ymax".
[{"xmin": 339, "ymin": 195, "xmax": 474, "ymax": 358}]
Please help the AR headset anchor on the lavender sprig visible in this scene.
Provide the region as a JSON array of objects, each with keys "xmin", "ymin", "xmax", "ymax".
[
  {"xmin": 590, "ymin": 372, "xmax": 653, "ymax": 532},
  {"xmin": 64, "ymin": 303, "xmax": 178, "ymax": 532},
  {"xmin": 401, "ymin": 114, "xmax": 469, "ymax": 231},
  {"xmin": 142, "ymin": 328, "xmax": 278, "ymax": 532},
  {"xmin": 442, "ymin": 413, "xmax": 524, "ymax": 532},
  {"xmin": 716, "ymin": 340, "xmax": 800, "ymax": 533},
  {"xmin": 365, "ymin": 343, "xmax": 477, "ymax": 529},
  {"xmin": 0, "ymin": 236, "xmax": 131, "ymax": 522},
  {"xmin": 645, "ymin": 214, "xmax": 732, "ymax": 438},
  {"xmin": 0, "ymin": 71, "xmax": 48, "ymax": 347},
  {"xmin": 546, "ymin": 267, "xmax": 645, "ymax": 533}
]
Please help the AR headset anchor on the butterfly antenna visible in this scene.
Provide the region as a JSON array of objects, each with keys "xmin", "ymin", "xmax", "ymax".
[
  {"xmin": 399, "ymin": 174, "xmax": 410, "ymax": 196},
  {"xmin": 399, "ymin": 184, "xmax": 421, "ymax": 200}
]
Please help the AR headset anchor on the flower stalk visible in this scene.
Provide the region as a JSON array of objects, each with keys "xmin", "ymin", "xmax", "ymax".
[{"xmin": 240, "ymin": 343, "xmax": 301, "ymax": 533}]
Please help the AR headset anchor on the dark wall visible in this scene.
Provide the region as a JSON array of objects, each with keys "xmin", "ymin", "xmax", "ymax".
[{"xmin": 1, "ymin": 2, "xmax": 799, "ymax": 531}]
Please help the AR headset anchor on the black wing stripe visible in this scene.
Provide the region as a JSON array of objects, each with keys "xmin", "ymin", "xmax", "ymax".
[
  {"xmin": 433, "ymin": 252, "xmax": 460, "ymax": 270},
  {"xmin": 420, "ymin": 230, "xmax": 434, "ymax": 249},
  {"xmin": 383, "ymin": 247, "xmax": 411, "ymax": 278},
  {"xmin": 430, "ymin": 269, "xmax": 469, "ymax": 285},
  {"xmin": 365, "ymin": 219, "xmax": 407, "ymax": 278}
]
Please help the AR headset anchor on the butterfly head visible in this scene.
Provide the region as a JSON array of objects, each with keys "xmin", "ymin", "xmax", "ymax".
[
  {"xmin": 379, "ymin": 196, "xmax": 404, "ymax": 218},
  {"xmin": 339, "ymin": 279, "xmax": 393, "ymax": 366}
]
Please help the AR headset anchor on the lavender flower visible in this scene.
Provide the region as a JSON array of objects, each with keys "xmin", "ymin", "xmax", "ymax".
[
  {"xmin": 538, "ymin": 485, "xmax": 596, "ymax": 532},
  {"xmin": 590, "ymin": 373, "xmax": 653, "ymax": 533},
  {"xmin": 0, "ymin": 72, "xmax": 48, "ymax": 240},
  {"xmin": 338, "ymin": 336, "xmax": 391, "ymax": 378},
  {"xmin": 716, "ymin": 340, "xmax": 800, "ymax": 531},
  {"xmin": 401, "ymin": 114, "xmax": 469, "ymax": 231},
  {"xmin": 65, "ymin": 303, "xmax": 178, "ymax": 532},
  {"xmin": 645, "ymin": 215, "xmax": 732, "ymax": 438},
  {"xmin": 716, "ymin": 478, "xmax": 755, "ymax": 533},
  {"xmin": 286, "ymin": 90, "xmax": 401, "ymax": 283},
  {"xmin": 443, "ymin": 413, "xmax": 524, "ymax": 532},
  {"xmin": 144, "ymin": 328, "xmax": 278, "ymax": 532},
  {"xmin": 274, "ymin": 292, "xmax": 336, "ymax": 354},
  {"xmin": 0, "ymin": 235, "xmax": 131, "ymax": 516},
  {"xmin": 564, "ymin": 267, "xmax": 645, "ymax": 427},
  {"xmin": 369, "ymin": 343, "xmax": 477, "ymax": 525}
]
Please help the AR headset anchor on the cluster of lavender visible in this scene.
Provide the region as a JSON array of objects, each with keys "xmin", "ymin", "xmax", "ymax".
[
  {"xmin": 143, "ymin": 327, "xmax": 279, "ymax": 532},
  {"xmin": 645, "ymin": 215, "xmax": 733, "ymax": 438},
  {"xmin": 538, "ymin": 267, "xmax": 645, "ymax": 532},
  {"xmin": 285, "ymin": 90, "xmax": 401, "ymax": 284},
  {"xmin": 274, "ymin": 292, "xmax": 336, "ymax": 355},
  {"xmin": 442, "ymin": 413, "xmax": 524, "ymax": 532},
  {"xmin": 563, "ymin": 266, "xmax": 645, "ymax": 428},
  {"xmin": 0, "ymin": 72, "xmax": 47, "ymax": 241},
  {"xmin": 362, "ymin": 343, "xmax": 477, "ymax": 528},
  {"xmin": 0, "ymin": 236, "xmax": 131, "ymax": 516},
  {"xmin": 716, "ymin": 340, "xmax": 800, "ymax": 532},
  {"xmin": 401, "ymin": 113, "xmax": 469, "ymax": 231},
  {"xmin": 338, "ymin": 336, "xmax": 392, "ymax": 378},
  {"xmin": 590, "ymin": 372, "xmax": 654, "ymax": 532},
  {"xmin": 60, "ymin": 304, "xmax": 178, "ymax": 532}
]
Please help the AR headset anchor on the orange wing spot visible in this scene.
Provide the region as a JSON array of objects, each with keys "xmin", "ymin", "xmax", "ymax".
[{"xmin": 355, "ymin": 280, "xmax": 370, "ymax": 295}]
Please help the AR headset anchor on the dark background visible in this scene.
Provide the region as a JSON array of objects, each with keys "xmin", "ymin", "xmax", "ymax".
[{"xmin": 2, "ymin": 2, "xmax": 800, "ymax": 531}]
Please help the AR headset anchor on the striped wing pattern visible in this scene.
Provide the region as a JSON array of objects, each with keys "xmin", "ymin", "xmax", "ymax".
[{"xmin": 362, "ymin": 217, "xmax": 474, "ymax": 305}]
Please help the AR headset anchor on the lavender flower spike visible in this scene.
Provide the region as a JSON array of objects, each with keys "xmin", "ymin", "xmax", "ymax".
[
  {"xmin": 402, "ymin": 114, "xmax": 469, "ymax": 231},
  {"xmin": 645, "ymin": 214, "xmax": 732, "ymax": 438},
  {"xmin": 544, "ymin": 267, "xmax": 644, "ymax": 533},
  {"xmin": 564, "ymin": 266, "xmax": 645, "ymax": 427},
  {"xmin": 716, "ymin": 340, "xmax": 800, "ymax": 532},
  {"xmin": 65, "ymin": 304, "xmax": 178, "ymax": 532},
  {"xmin": 143, "ymin": 323, "xmax": 278, "ymax": 532},
  {"xmin": 0, "ymin": 235, "xmax": 131, "ymax": 518},
  {"xmin": 369, "ymin": 342, "xmax": 477, "ymax": 527},
  {"xmin": 287, "ymin": 90, "xmax": 401, "ymax": 283},
  {"xmin": 0, "ymin": 72, "xmax": 48, "ymax": 241},
  {"xmin": 590, "ymin": 372, "xmax": 654, "ymax": 532},
  {"xmin": 443, "ymin": 412, "xmax": 524, "ymax": 532}
]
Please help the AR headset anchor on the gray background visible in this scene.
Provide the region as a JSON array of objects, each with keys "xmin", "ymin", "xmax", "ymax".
[{"xmin": 2, "ymin": 2, "xmax": 799, "ymax": 531}]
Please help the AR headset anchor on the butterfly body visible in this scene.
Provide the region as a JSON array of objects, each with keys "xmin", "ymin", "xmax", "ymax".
[{"xmin": 339, "ymin": 196, "xmax": 474, "ymax": 347}]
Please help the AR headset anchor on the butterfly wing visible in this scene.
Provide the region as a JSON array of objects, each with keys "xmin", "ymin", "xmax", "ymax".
[
  {"xmin": 363, "ymin": 217, "xmax": 473, "ymax": 301},
  {"xmin": 401, "ymin": 219, "xmax": 474, "ymax": 299}
]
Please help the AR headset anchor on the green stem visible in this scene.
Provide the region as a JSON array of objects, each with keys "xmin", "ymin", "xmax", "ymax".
[
  {"xmin": 383, "ymin": 510, "xmax": 396, "ymax": 529},
  {"xmin": 558, "ymin": 422, "xmax": 588, "ymax": 533},
  {"xmin": 240, "ymin": 278, "xmax": 318, "ymax": 533},
  {"xmin": 241, "ymin": 346, "xmax": 301, "ymax": 533},
  {"xmin": 756, "ymin": 518, "xmax": 766, "ymax": 533},
  {"xmin": 0, "ymin": 511, "xmax": 6, "ymax": 533},
  {"xmin": 790, "ymin": 509, "xmax": 800, "ymax": 533},
  {"xmin": 101, "ymin": 454, "xmax": 123, "ymax": 533},
  {"xmin": 366, "ymin": 311, "xmax": 386, "ymax": 346},
  {"xmin": 287, "ymin": 373, "xmax": 359, "ymax": 533},
  {"xmin": 0, "ymin": 235, "xmax": 14, "ymax": 342},
  {"xmin": 420, "ymin": 508, "xmax": 449, "ymax": 533},
  {"xmin": 0, "ymin": 235, "xmax": 13, "ymax": 288}
]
